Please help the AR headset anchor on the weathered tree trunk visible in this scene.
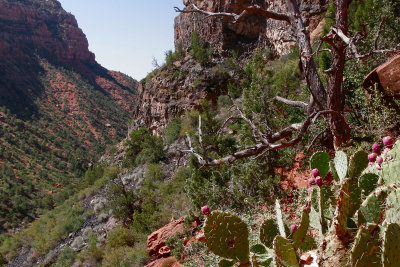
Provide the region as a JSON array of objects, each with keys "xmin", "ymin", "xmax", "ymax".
[
  {"xmin": 327, "ymin": 0, "xmax": 351, "ymax": 147},
  {"xmin": 286, "ymin": 0, "xmax": 327, "ymax": 110}
]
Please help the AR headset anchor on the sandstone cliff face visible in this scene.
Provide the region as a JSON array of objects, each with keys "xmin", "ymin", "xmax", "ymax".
[
  {"xmin": 0, "ymin": 0, "xmax": 137, "ymax": 117},
  {"xmin": 132, "ymin": 55, "xmax": 236, "ymax": 135},
  {"xmin": 174, "ymin": 0, "xmax": 327, "ymax": 55}
]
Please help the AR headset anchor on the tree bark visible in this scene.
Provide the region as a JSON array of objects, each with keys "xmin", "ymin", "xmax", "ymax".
[
  {"xmin": 327, "ymin": 0, "xmax": 351, "ymax": 147},
  {"xmin": 285, "ymin": 0, "xmax": 327, "ymax": 110}
]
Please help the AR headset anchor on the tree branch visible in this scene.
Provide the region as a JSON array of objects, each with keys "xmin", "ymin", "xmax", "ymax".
[
  {"xmin": 274, "ymin": 96, "xmax": 308, "ymax": 110},
  {"xmin": 174, "ymin": 3, "xmax": 290, "ymax": 23},
  {"xmin": 183, "ymin": 109, "xmax": 347, "ymax": 166}
]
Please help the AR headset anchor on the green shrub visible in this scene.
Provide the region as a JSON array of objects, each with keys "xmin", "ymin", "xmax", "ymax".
[
  {"xmin": 55, "ymin": 247, "xmax": 76, "ymax": 267},
  {"xmin": 190, "ymin": 31, "xmax": 211, "ymax": 66},
  {"xmin": 146, "ymin": 163, "xmax": 165, "ymax": 181},
  {"xmin": 106, "ymin": 226, "xmax": 135, "ymax": 248},
  {"xmin": 165, "ymin": 117, "xmax": 182, "ymax": 144},
  {"xmin": 123, "ymin": 127, "xmax": 165, "ymax": 167}
]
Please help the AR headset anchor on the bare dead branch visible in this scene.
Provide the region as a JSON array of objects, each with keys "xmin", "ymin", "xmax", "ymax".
[
  {"xmin": 174, "ymin": 3, "xmax": 290, "ymax": 23},
  {"xmin": 307, "ymin": 129, "xmax": 328, "ymax": 152},
  {"xmin": 182, "ymin": 108, "xmax": 348, "ymax": 166},
  {"xmin": 216, "ymin": 116, "xmax": 241, "ymax": 135},
  {"xmin": 274, "ymin": 96, "xmax": 308, "ymax": 110},
  {"xmin": 374, "ymin": 18, "xmax": 385, "ymax": 50}
]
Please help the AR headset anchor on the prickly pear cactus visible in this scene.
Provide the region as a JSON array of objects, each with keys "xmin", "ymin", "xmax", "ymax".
[
  {"xmin": 275, "ymin": 200, "xmax": 287, "ymax": 238},
  {"xmin": 358, "ymin": 173, "xmax": 379, "ymax": 196},
  {"xmin": 218, "ymin": 259, "xmax": 236, "ymax": 267},
  {"xmin": 382, "ymin": 161, "xmax": 400, "ymax": 185},
  {"xmin": 383, "ymin": 223, "xmax": 400, "ymax": 267},
  {"xmin": 384, "ymin": 188, "xmax": 400, "ymax": 225},
  {"xmin": 334, "ymin": 150, "xmax": 348, "ymax": 182},
  {"xmin": 348, "ymin": 150, "xmax": 369, "ymax": 179},
  {"xmin": 260, "ymin": 219, "xmax": 279, "ymax": 248},
  {"xmin": 351, "ymin": 224, "xmax": 381, "ymax": 267},
  {"xmin": 203, "ymin": 211, "xmax": 249, "ymax": 263},
  {"xmin": 333, "ymin": 178, "xmax": 351, "ymax": 240},
  {"xmin": 358, "ymin": 186, "xmax": 388, "ymax": 225},
  {"xmin": 310, "ymin": 151, "xmax": 330, "ymax": 178},
  {"xmin": 309, "ymin": 186, "xmax": 332, "ymax": 236},
  {"xmin": 273, "ymin": 236, "xmax": 299, "ymax": 267},
  {"xmin": 292, "ymin": 209, "xmax": 310, "ymax": 250}
]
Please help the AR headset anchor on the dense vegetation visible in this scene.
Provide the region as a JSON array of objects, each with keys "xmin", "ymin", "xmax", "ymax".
[{"xmin": 0, "ymin": 57, "xmax": 135, "ymax": 232}]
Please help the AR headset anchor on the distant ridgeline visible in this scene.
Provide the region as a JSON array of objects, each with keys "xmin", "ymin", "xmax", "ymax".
[{"xmin": 0, "ymin": 0, "xmax": 137, "ymax": 232}]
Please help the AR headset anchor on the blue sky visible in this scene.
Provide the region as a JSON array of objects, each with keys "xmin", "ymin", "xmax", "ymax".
[{"xmin": 58, "ymin": 0, "xmax": 185, "ymax": 80}]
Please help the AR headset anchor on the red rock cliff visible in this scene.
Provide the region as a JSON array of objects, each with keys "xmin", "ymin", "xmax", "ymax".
[{"xmin": 174, "ymin": 0, "xmax": 327, "ymax": 55}]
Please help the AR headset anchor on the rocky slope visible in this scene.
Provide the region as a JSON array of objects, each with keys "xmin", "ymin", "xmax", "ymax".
[{"xmin": 0, "ymin": 0, "xmax": 137, "ymax": 232}]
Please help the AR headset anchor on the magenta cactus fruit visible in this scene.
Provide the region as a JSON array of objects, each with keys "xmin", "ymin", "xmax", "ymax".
[
  {"xmin": 290, "ymin": 224, "xmax": 298, "ymax": 233},
  {"xmin": 315, "ymin": 176, "xmax": 323, "ymax": 187},
  {"xmin": 372, "ymin": 143, "xmax": 381, "ymax": 154},
  {"xmin": 311, "ymin": 168, "xmax": 320, "ymax": 178},
  {"xmin": 368, "ymin": 153, "xmax": 377, "ymax": 162},
  {"xmin": 376, "ymin": 156, "xmax": 383, "ymax": 165},
  {"xmin": 383, "ymin": 136, "xmax": 394, "ymax": 147},
  {"xmin": 376, "ymin": 165, "xmax": 382, "ymax": 171},
  {"xmin": 201, "ymin": 205, "xmax": 210, "ymax": 215},
  {"xmin": 308, "ymin": 177, "xmax": 316, "ymax": 186}
]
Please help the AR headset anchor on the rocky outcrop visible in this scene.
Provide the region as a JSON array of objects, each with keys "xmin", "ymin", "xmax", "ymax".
[
  {"xmin": 147, "ymin": 217, "xmax": 186, "ymax": 258},
  {"xmin": 0, "ymin": 0, "xmax": 137, "ymax": 116},
  {"xmin": 363, "ymin": 54, "xmax": 400, "ymax": 94},
  {"xmin": 174, "ymin": 0, "xmax": 328, "ymax": 55},
  {"xmin": 132, "ymin": 55, "xmax": 236, "ymax": 135}
]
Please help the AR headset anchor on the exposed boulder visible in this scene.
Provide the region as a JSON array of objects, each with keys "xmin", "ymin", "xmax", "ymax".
[
  {"xmin": 147, "ymin": 217, "xmax": 185, "ymax": 258},
  {"xmin": 363, "ymin": 54, "xmax": 400, "ymax": 94},
  {"xmin": 144, "ymin": 256, "xmax": 182, "ymax": 267}
]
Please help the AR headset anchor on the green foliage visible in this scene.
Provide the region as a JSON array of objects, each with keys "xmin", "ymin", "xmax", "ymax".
[
  {"xmin": 165, "ymin": 117, "xmax": 182, "ymax": 144},
  {"xmin": 165, "ymin": 42, "xmax": 185, "ymax": 68},
  {"xmin": 0, "ymin": 195, "xmax": 85, "ymax": 259},
  {"xmin": 55, "ymin": 247, "xmax": 77, "ymax": 267},
  {"xmin": 190, "ymin": 31, "xmax": 211, "ymax": 66},
  {"xmin": 106, "ymin": 226, "xmax": 135, "ymax": 248},
  {"xmin": 123, "ymin": 127, "xmax": 165, "ymax": 167},
  {"xmin": 166, "ymin": 234, "xmax": 184, "ymax": 261}
]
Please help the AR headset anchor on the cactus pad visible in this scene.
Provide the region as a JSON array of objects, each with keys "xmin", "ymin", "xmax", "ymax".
[
  {"xmin": 292, "ymin": 209, "xmax": 310, "ymax": 249},
  {"xmin": 334, "ymin": 150, "xmax": 348, "ymax": 182},
  {"xmin": 358, "ymin": 186, "xmax": 388, "ymax": 225},
  {"xmin": 273, "ymin": 236, "xmax": 299, "ymax": 267},
  {"xmin": 333, "ymin": 178, "xmax": 351, "ymax": 240},
  {"xmin": 351, "ymin": 224, "xmax": 381, "ymax": 267},
  {"xmin": 383, "ymin": 223, "xmax": 400, "ymax": 267},
  {"xmin": 260, "ymin": 219, "xmax": 279, "ymax": 248},
  {"xmin": 275, "ymin": 200, "xmax": 287, "ymax": 238},
  {"xmin": 348, "ymin": 150, "xmax": 369, "ymax": 179},
  {"xmin": 382, "ymin": 161, "xmax": 400, "ymax": 185},
  {"xmin": 385, "ymin": 189, "xmax": 400, "ymax": 225},
  {"xmin": 219, "ymin": 259, "xmax": 236, "ymax": 267},
  {"xmin": 310, "ymin": 151, "xmax": 330, "ymax": 178},
  {"xmin": 358, "ymin": 173, "xmax": 379, "ymax": 196},
  {"xmin": 203, "ymin": 211, "xmax": 249, "ymax": 263}
]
